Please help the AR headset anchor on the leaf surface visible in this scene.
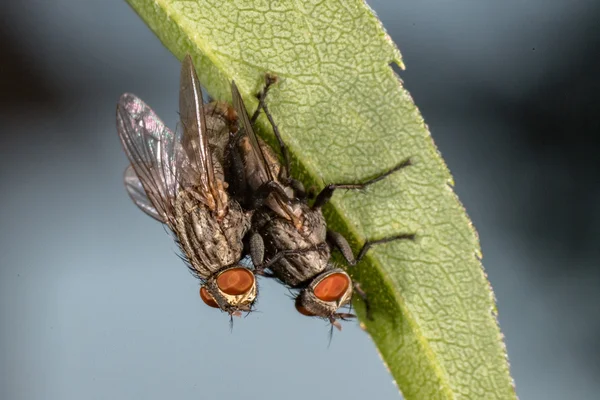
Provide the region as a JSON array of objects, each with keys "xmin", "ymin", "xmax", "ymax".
[{"xmin": 125, "ymin": 1, "xmax": 516, "ymax": 398}]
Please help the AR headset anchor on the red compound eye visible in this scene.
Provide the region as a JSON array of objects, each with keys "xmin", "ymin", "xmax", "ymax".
[
  {"xmin": 200, "ymin": 287, "xmax": 219, "ymax": 308},
  {"xmin": 217, "ymin": 268, "xmax": 255, "ymax": 296},
  {"xmin": 313, "ymin": 273, "xmax": 350, "ymax": 302}
]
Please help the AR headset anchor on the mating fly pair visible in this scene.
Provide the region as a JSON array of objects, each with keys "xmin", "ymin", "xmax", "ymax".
[{"xmin": 117, "ymin": 54, "xmax": 414, "ymax": 328}]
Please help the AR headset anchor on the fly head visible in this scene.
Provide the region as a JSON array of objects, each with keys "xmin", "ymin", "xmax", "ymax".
[
  {"xmin": 199, "ymin": 265, "xmax": 258, "ymax": 314},
  {"xmin": 295, "ymin": 268, "xmax": 354, "ymax": 327}
]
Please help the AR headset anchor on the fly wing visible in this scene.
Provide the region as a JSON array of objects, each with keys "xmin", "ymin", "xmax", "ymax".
[
  {"xmin": 123, "ymin": 165, "xmax": 163, "ymax": 222},
  {"xmin": 231, "ymin": 81, "xmax": 298, "ymax": 222},
  {"xmin": 179, "ymin": 54, "xmax": 226, "ymax": 214},
  {"xmin": 117, "ymin": 93, "xmax": 182, "ymax": 223},
  {"xmin": 231, "ymin": 81, "xmax": 274, "ymax": 183}
]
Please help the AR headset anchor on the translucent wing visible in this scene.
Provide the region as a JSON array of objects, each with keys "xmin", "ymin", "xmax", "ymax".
[
  {"xmin": 179, "ymin": 54, "xmax": 226, "ymax": 215},
  {"xmin": 231, "ymin": 81, "xmax": 274, "ymax": 183},
  {"xmin": 231, "ymin": 81, "xmax": 298, "ymax": 223},
  {"xmin": 123, "ymin": 165, "xmax": 163, "ymax": 222},
  {"xmin": 116, "ymin": 93, "xmax": 182, "ymax": 223}
]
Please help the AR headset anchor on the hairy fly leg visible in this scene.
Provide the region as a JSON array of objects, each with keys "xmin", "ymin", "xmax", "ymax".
[
  {"xmin": 250, "ymin": 74, "xmax": 307, "ymax": 198},
  {"xmin": 312, "ymin": 158, "xmax": 412, "ymax": 210},
  {"xmin": 250, "ymin": 73, "xmax": 289, "ymax": 178},
  {"xmin": 351, "ymin": 282, "xmax": 371, "ymax": 320},
  {"xmin": 326, "ymin": 230, "xmax": 415, "ymax": 320},
  {"xmin": 325, "ymin": 230, "xmax": 355, "ymax": 264},
  {"xmin": 327, "ymin": 231, "xmax": 416, "ymax": 267},
  {"xmin": 248, "ymin": 231, "xmax": 265, "ymax": 267},
  {"xmin": 250, "ymin": 73, "xmax": 278, "ymax": 124}
]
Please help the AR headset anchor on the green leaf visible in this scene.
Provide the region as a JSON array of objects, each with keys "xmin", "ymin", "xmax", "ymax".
[{"xmin": 125, "ymin": 1, "xmax": 516, "ymax": 398}]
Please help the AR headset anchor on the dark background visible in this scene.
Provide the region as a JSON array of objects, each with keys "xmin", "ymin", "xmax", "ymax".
[{"xmin": 1, "ymin": 1, "xmax": 598, "ymax": 399}]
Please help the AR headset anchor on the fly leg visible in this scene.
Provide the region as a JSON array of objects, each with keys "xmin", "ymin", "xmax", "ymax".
[
  {"xmin": 250, "ymin": 74, "xmax": 307, "ymax": 199},
  {"xmin": 250, "ymin": 73, "xmax": 278, "ymax": 124},
  {"xmin": 351, "ymin": 283, "xmax": 371, "ymax": 320},
  {"xmin": 326, "ymin": 230, "xmax": 415, "ymax": 320},
  {"xmin": 327, "ymin": 230, "xmax": 415, "ymax": 266},
  {"xmin": 247, "ymin": 238, "xmax": 294, "ymax": 279},
  {"xmin": 326, "ymin": 231, "xmax": 355, "ymax": 265},
  {"xmin": 248, "ymin": 231, "xmax": 265, "ymax": 267},
  {"xmin": 326, "ymin": 230, "xmax": 374, "ymax": 319},
  {"xmin": 250, "ymin": 74, "xmax": 290, "ymax": 179},
  {"xmin": 312, "ymin": 158, "xmax": 412, "ymax": 210},
  {"xmin": 354, "ymin": 233, "xmax": 415, "ymax": 264}
]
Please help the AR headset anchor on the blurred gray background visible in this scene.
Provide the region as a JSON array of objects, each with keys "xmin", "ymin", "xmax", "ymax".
[{"xmin": 1, "ymin": 1, "xmax": 598, "ymax": 399}]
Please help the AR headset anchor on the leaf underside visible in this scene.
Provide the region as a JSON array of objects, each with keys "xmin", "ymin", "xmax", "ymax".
[{"xmin": 125, "ymin": 1, "xmax": 516, "ymax": 399}]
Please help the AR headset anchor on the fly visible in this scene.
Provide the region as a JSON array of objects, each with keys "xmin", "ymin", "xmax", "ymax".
[
  {"xmin": 116, "ymin": 55, "xmax": 257, "ymax": 316},
  {"xmin": 227, "ymin": 78, "xmax": 415, "ymax": 329}
]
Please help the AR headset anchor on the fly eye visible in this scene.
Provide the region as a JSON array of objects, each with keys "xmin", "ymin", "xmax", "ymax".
[
  {"xmin": 313, "ymin": 272, "xmax": 350, "ymax": 302},
  {"xmin": 216, "ymin": 268, "xmax": 255, "ymax": 295},
  {"xmin": 295, "ymin": 302, "xmax": 316, "ymax": 316},
  {"xmin": 200, "ymin": 286, "xmax": 219, "ymax": 308}
]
